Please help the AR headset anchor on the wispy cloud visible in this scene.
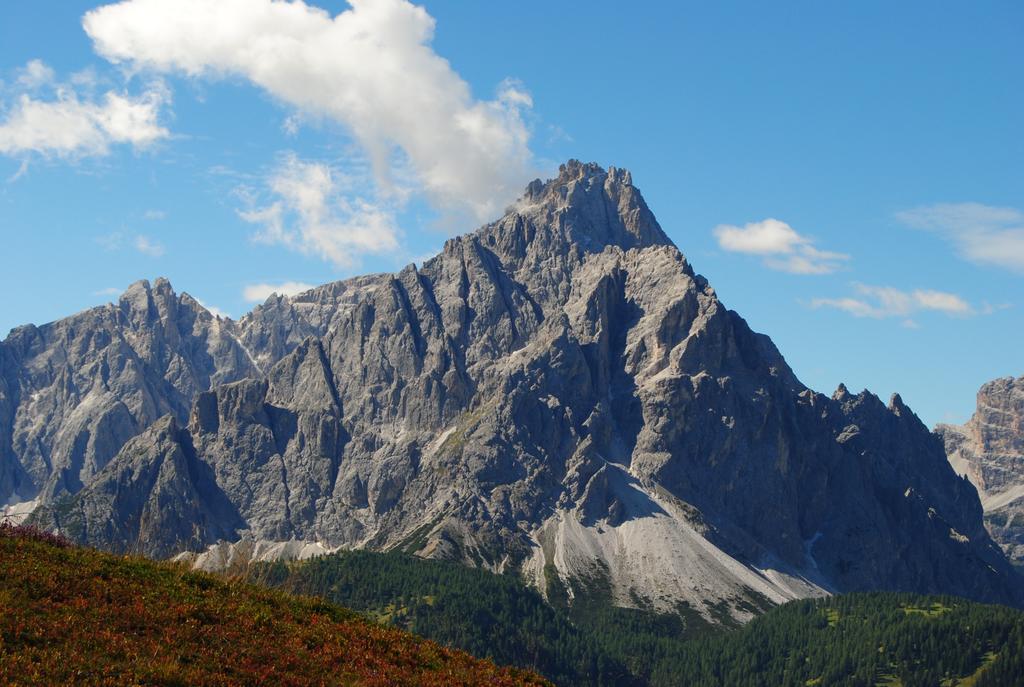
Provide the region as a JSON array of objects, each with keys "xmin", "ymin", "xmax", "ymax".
[
  {"xmin": 811, "ymin": 283, "xmax": 976, "ymax": 325},
  {"xmin": 194, "ymin": 297, "xmax": 230, "ymax": 319},
  {"xmin": 282, "ymin": 113, "xmax": 302, "ymax": 138},
  {"xmin": 95, "ymin": 232, "xmax": 125, "ymax": 251},
  {"xmin": 93, "ymin": 286, "xmax": 122, "ymax": 297},
  {"xmin": 896, "ymin": 202, "xmax": 1024, "ymax": 273},
  {"xmin": 15, "ymin": 59, "xmax": 55, "ymax": 90},
  {"xmin": 242, "ymin": 281, "xmax": 315, "ymax": 303},
  {"xmin": 143, "ymin": 209, "xmax": 166, "ymax": 220},
  {"xmin": 6, "ymin": 159, "xmax": 29, "ymax": 183},
  {"xmin": 0, "ymin": 59, "xmax": 170, "ymax": 159},
  {"xmin": 84, "ymin": 0, "xmax": 536, "ymax": 224},
  {"xmin": 713, "ymin": 218, "xmax": 849, "ymax": 274},
  {"xmin": 96, "ymin": 231, "xmax": 165, "ymax": 257},
  {"xmin": 239, "ymin": 153, "xmax": 400, "ymax": 268},
  {"xmin": 134, "ymin": 234, "xmax": 165, "ymax": 257},
  {"xmin": 407, "ymin": 247, "xmax": 443, "ymax": 267},
  {"xmin": 981, "ymin": 302, "xmax": 1013, "ymax": 315}
]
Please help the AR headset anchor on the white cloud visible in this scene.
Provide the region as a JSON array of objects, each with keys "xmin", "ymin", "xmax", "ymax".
[
  {"xmin": 16, "ymin": 60, "xmax": 55, "ymax": 89},
  {"xmin": 7, "ymin": 159, "xmax": 29, "ymax": 183},
  {"xmin": 84, "ymin": 0, "xmax": 535, "ymax": 222},
  {"xmin": 282, "ymin": 113, "xmax": 302, "ymax": 137},
  {"xmin": 408, "ymin": 247, "xmax": 442, "ymax": 267},
  {"xmin": 714, "ymin": 218, "xmax": 804, "ymax": 255},
  {"xmin": 981, "ymin": 302, "xmax": 1013, "ymax": 315},
  {"xmin": 912, "ymin": 289, "xmax": 973, "ymax": 314},
  {"xmin": 194, "ymin": 297, "xmax": 230, "ymax": 319},
  {"xmin": 896, "ymin": 202, "xmax": 1024, "ymax": 273},
  {"xmin": 143, "ymin": 209, "xmax": 166, "ymax": 220},
  {"xmin": 0, "ymin": 60, "xmax": 170, "ymax": 158},
  {"xmin": 811, "ymin": 283, "xmax": 975, "ymax": 320},
  {"xmin": 240, "ymin": 153, "xmax": 399, "ymax": 268},
  {"xmin": 133, "ymin": 234, "xmax": 164, "ymax": 257},
  {"xmin": 69, "ymin": 67, "xmax": 101, "ymax": 90},
  {"xmin": 713, "ymin": 218, "xmax": 849, "ymax": 274},
  {"xmin": 243, "ymin": 281, "xmax": 316, "ymax": 303},
  {"xmin": 93, "ymin": 286, "xmax": 122, "ymax": 297},
  {"xmin": 97, "ymin": 231, "xmax": 165, "ymax": 256}
]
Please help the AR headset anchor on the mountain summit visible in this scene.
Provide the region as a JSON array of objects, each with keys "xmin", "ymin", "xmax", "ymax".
[{"xmin": 3, "ymin": 162, "xmax": 1021, "ymax": 622}]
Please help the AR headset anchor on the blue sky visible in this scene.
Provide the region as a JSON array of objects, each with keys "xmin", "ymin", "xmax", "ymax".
[{"xmin": 0, "ymin": 1, "xmax": 1021, "ymax": 427}]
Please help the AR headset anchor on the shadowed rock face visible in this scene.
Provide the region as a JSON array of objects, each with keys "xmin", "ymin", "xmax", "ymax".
[
  {"xmin": 939, "ymin": 376, "xmax": 1024, "ymax": 563},
  {"xmin": 7, "ymin": 160, "xmax": 1023, "ymax": 620}
]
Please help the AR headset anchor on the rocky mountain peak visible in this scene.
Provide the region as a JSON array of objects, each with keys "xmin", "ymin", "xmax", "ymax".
[
  {"xmin": 888, "ymin": 393, "xmax": 914, "ymax": 420},
  {"xmin": 523, "ymin": 159, "xmax": 631, "ymax": 198},
  {"xmin": 510, "ymin": 160, "xmax": 670, "ymax": 253},
  {"xmin": 7, "ymin": 160, "xmax": 1024, "ymax": 620},
  {"xmin": 424, "ymin": 162, "xmax": 680, "ymax": 320},
  {"xmin": 118, "ymin": 277, "xmax": 182, "ymax": 325}
]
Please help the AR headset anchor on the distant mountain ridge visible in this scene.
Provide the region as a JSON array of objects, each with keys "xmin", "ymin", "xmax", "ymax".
[
  {"xmin": 2, "ymin": 160, "xmax": 1021, "ymax": 623},
  {"xmin": 939, "ymin": 375, "xmax": 1024, "ymax": 562}
]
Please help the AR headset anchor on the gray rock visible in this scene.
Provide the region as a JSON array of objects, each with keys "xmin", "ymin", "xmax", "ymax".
[
  {"xmin": 7, "ymin": 161, "xmax": 1024, "ymax": 619},
  {"xmin": 29, "ymin": 415, "xmax": 242, "ymax": 557},
  {"xmin": 938, "ymin": 376, "xmax": 1024, "ymax": 562},
  {"xmin": 1, "ymin": 278, "xmax": 259, "ymax": 505}
]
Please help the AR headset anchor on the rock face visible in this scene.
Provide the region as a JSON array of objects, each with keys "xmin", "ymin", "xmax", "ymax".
[
  {"xmin": 938, "ymin": 376, "xmax": 1024, "ymax": 563},
  {"xmin": 33, "ymin": 415, "xmax": 243, "ymax": 558},
  {"xmin": 0, "ymin": 279, "xmax": 257, "ymax": 506},
  {"xmin": 6, "ymin": 161, "xmax": 1023, "ymax": 620}
]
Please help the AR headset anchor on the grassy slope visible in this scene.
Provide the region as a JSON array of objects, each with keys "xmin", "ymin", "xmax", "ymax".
[{"xmin": 0, "ymin": 524, "xmax": 549, "ymax": 687}]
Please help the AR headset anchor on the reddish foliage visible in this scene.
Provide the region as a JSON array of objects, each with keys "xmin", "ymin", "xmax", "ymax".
[
  {"xmin": 0, "ymin": 521, "xmax": 70, "ymax": 548},
  {"xmin": 0, "ymin": 531, "xmax": 550, "ymax": 686}
]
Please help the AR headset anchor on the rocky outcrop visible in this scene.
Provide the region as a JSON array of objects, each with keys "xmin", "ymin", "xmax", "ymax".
[
  {"xmin": 30, "ymin": 415, "xmax": 242, "ymax": 558},
  {"xmin": 9, "ymin": 161, "xmax": 1024, "ymax": 620},
  {"xmin": 0, "ymin": 278, "xmax": 259, "ymax": 508},
  {"xmin": 938, "ymin": 376, "xmax": 1024, "ymax": 562}
]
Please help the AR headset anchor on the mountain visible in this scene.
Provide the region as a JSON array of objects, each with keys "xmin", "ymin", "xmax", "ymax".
[
  {"xmin": 4, "ymin": 161, "xmax": 1021, "ymax": 623},
  {"xmin": 0, "ymin": 277, "xmax": 257, "ymax": 506},
  {"xmin": 0, "ymin": 523, "xmax": 547, "ymax": 686},
  {"xmin": 938, "ymin": 375, "xmax": 1024, "ymax": 563}
]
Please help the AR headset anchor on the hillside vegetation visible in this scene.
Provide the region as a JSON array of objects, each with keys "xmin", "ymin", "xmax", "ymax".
[
  {"xmin": 5, "ymin": 522, "xmax": 1024, "ymax": 687},
  {"xmin": 256, "ymin": 549, "xmax": 1024, "ymax": 687},
  {"xmin": 0, "ymin": 524, "xmax": 547, "ymax": 686},
  {"xmin": 659, "ymin": 592, "xmax": 1024, "ymax": 687},
  {"xmin": 252, "ymin": 550, "xmax": 637, "ymax": 686}
]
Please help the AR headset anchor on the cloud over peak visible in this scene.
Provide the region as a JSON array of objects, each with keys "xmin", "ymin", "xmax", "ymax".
[
  {"xmin": 713, "ymin": 218, "xmax": 849, "ymax": 274},
  {"xmin": 84, "ymin": 0, "xmax": 536, "ymax": 222},
  {"xmin": 239, "ymin": 153, "xmax": 400, "ymax": 268}
]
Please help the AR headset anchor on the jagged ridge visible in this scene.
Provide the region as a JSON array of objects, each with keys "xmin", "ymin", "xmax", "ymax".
[{"xmin": 3, "ymin": 160, "xmax": 1021, "ymax": 623}]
